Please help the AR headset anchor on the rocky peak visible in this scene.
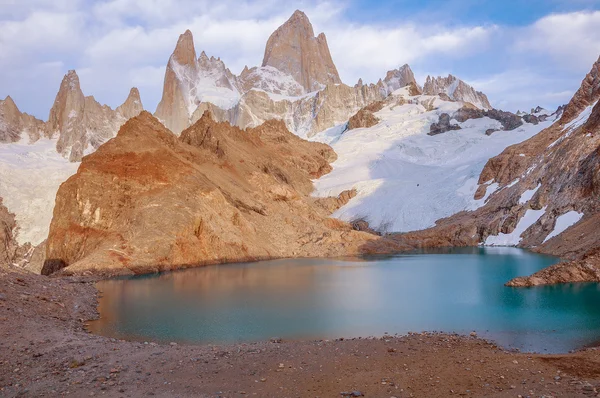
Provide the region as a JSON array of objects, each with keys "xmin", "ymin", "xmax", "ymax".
[
  {"xmin": 383, "ymin": 64, "xmax": 421, "ymax": 94},
  {"xmin": 423, "ymin": 74, "xmax": 492, "ymax": 110},
  {"xmin": 0, "ymin": 96, "xmax": 47, "ymax": 143},
  {"xmin": 116, "ymin": 87, "xmax": 144, "ymax": 120},
  {"xmin": 560, "ymin": 56, "xmax": 600, "ymax": 124},
  {"xmin": 261, "ymin": 10, "xmax": 341, "ymax": 92},
  {"xmin": 172, "ymin": 29, "xmax": 197, "ymax": 67}
]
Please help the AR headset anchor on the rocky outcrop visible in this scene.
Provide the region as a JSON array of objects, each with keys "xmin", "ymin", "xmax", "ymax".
[
  {"xmin": 347, "ymin": 101, "xmax": 384, "ymax": 131},
  {"xmin": 262, "ymin": 10, "xmax": 341, "ymax": 92},
  {"xmin": 453, "ymin": 107, "xmax": 523, "ymax": 131},
  {"xmin": 0, "ymin": 198, "xmax": 17, "ymax": 266},
  {"xmin": 382, "ymin": 64, "xmax": 421, "ymax": 94},
  {"xmin": 116, "ymin": 88, "xmax": 144, "ymax": 120},
  {"xmin": 42, "ymin": 112, "xmax": 400, "ymax": 276},
  {"xmin": 0, "ymin": 96, "xmax": 48, "ymax": 143},
  {"xmin": 429, "ymin": 113, "xmax": 461, "ymax": 135},
  {"xmin": 423, "ymin": 75, "xmax": 492, "ymax": 110},
  {"xmin": 48, "ymin": 70, "xmax": 144, "ymax": 161}
]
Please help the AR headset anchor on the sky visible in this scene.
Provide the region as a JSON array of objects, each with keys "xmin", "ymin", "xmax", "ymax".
[{"xmin": 1, "ymin": 0, "xmax": 600, "ymax": 119}]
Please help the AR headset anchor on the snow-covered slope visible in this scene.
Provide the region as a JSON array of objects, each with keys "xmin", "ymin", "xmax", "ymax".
[
  {"xmin": 312, "ymin": 89, "xmax": 553, "ymax": 233},
  {"xmin": 0, "ymin": 136, "xmax": 78, "ymax": 245}
]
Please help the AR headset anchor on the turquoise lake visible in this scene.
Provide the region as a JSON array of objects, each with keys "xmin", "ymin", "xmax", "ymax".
[{"xmin": 90, "ymin": 247, "xmax": 600, "ymax": 353}]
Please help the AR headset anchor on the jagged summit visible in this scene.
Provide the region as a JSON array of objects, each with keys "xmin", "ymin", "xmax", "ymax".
[
  {"xmin": 423, "ymin": 74, "xmax": 492, "ymax": 110},
  {"xmin": 261, "ymin": 9, "xmax": 341, "ymax": 91},
  {"xmin": 383, "ymin": 64, "xmax": 421, "ymax": 94},
  {"xmin": 116, "ymin": 87, "xmax": 144, "ymax": 120},
  {"xmin": 172, "ymin": 29, "xmax": 197, "ymax": 66}
]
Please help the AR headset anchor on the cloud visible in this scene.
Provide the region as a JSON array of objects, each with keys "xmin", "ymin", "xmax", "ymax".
[
  {"xmin": 0, "ymin": 1, "xmax": 599, "ymax": 119},
  {"xmin": 326, "ymin": 24, "xmax": 496, "ymax": 84},
  {"xmin": 515, "ymin": 11, "xmax": 600, "ymax": 72}
]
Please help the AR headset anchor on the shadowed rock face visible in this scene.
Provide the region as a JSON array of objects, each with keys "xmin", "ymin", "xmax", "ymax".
[
  {"xmin": 43, "ymin": 112, "xmax": 402, "ymax": 276},
  {"xmin": 0, "ymin": 198, "xmax": 17, "ymax": 266},
  {"xmin": 391, "ymin": 57, "xmax": 600, "ymax": 287},
  {"xmin": 262, "ymin": 10, "xmax": 341, "ymax": 92},
  {"xmin": 429, "ymin": 113, "xmax": 461, "ymax": 136}
]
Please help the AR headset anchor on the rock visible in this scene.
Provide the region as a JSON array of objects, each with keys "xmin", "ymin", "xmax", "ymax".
[
  {"xmin": 0, "ymin": 96, "xmax": 48, "ymax": 143},
  {"xmin": 49, "ymin": 70, "xmax": 144, "ymax": 161},
  {"xmin": 423, "ymin": 74, "xmax": 492, "ymax": 110},
  {"xmin": 382, "ymin": 64, "xmax": 421, "ymax": 95},
  {"xmin": 347, "ymin": 101, "xmax": 384, "ymax": 131},
  {"xmin": 0, "ymin": 197, "xmax": 18, "ymax": 266},
  {"xmin": 262, "ymin": 10, "xmax": 341, "ymax": 92},
  {"xmin": 429, "ymin": 113, "xmax": 461, "ymax": 135},
  {"xmin": 42, "ymin": 112, "xmax": 396, "ymax": 275},
  {"xmin": 116, "ymin": 88, "xmax": 144, "ymax": 120},
  {"xmin": 340, "ymin": 391, "xmax": 364, "ymax": 397}
]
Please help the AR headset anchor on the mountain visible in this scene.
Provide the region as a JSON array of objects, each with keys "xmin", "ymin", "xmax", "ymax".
[
  {"xmin": 0, "ymin": 96, "xmax": 47, "ymax": 143},
  {"xmin": 262, "ymin": 10, "xmax": 341, "ymax": 92},
  {"xmin": 116, "ymin": 87, "xmax": 144, "ymax": 120},
  {"xmin": 48, "ymin": 70, "xmax": 144, "ymax": 161},
  {"xmin": 382, "ymin": 56, "xmax": 600, "ymax": 286},
  {"xmin": 382, "ymin": 64, "xmax": 421, "ymax": 94},
  {"xmin": 42, "ymin": 112, "xmax": 401, "ymax": 275},
  {"xmin": 423, "ymin": 74, "xmax": 492, "ymax": 110}
]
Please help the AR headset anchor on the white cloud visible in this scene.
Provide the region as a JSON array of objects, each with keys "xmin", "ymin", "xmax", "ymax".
[
  {"xmin": 0, "ymin": 1, "xmax": 599, "ymax": 119},
  {"xmin": 326, "ymin": 24, "xmax": 496, "ymax": 84},
  {"xmin": 515, "ymin": 11, "xmax": 600, "ymax": 72}
]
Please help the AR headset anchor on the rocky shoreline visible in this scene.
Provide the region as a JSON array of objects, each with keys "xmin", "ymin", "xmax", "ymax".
[{"xmin": 2, "ymin": 266, "xmax": 600, "ymax": 397}]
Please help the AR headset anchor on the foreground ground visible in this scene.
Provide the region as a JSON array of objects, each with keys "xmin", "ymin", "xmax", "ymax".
[{"xmin": 2, "ymin": 268, "xmax": 600, "ymax": 397}]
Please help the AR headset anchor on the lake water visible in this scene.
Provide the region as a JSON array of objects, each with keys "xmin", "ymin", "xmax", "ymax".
[{"xmin": 89, "ymin": 247, "xmax": 600, "ymax": 353}]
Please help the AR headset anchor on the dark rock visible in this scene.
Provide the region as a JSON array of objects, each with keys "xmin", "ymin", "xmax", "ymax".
[
  {"xmin": 522, "ymin": 114, "xmax": 539, "ymax": 125},
  {"xmin": 429, "ymin": 113, "xmax": 461, "ymax": 136}
]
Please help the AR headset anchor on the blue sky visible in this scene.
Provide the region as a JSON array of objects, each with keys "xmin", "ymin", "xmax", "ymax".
[{"xmin": 1, "ymin": 0, "xmax": 600, "ymax": 119}]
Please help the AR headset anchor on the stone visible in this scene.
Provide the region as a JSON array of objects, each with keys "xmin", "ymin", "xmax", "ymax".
[
  {"xmin": 423, "ymin": 74, "xmax": 492, "ymax": 110},
  {"xmin": 262, "ymin": 10, "xmax": 341, "ymax": 92},
  {"xmin": 43, "ymin": 112, "xmax": 399, "ymax": 275}
]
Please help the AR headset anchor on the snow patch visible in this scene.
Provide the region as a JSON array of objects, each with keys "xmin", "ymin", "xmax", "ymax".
[
  {"xmin": 312, "ymin": 94, "xmax": 552, "ymax": 233},
  {"xmin": 519, "ymin": 183, "xmax": 541, "ymax": 205},
  {"xmin": 484, "ymin": 207, "xmax": 547, "ymax": 246},
  {"xmin": 543, "ymin": 211, "xmax": 584, "ymax": 243},
  {"xmin": 0, "ymin": 138, "xmax": 79, "ymax": 245}
]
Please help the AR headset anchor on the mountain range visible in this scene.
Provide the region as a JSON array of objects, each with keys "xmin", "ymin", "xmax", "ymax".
[{"xmin": 1, "ymin": 10, "xmax": 597, "ymax": 285}]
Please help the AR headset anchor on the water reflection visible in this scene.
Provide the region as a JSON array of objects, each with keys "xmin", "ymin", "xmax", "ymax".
[{"xmin": 90, "ymin": 248, "xmax": 600, "ymax": 353}]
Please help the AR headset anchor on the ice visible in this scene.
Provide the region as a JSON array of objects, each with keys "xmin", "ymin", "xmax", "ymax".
[
  {"xmin": 312, "ymin": 95, "xmax": 552, "ymax": 234},
  {"xmin": 543, "ymin": 211, "xmax": 584, "ymax": 243},
  {"xmin": 0, "ymin": 137, "xmax": 79, "ymax": 245}
]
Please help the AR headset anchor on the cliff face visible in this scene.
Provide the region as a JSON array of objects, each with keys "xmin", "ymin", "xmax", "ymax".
[
  {"xmin": 48, "ymin": 70, "xmax": 145, "ymax": 161},
  {"xmin": 0, "ymin": 96, "xmax": 48, "ymax": 143},
  {"xmin": 262, "ymin": 10, "xmax": 341, "ymax": 92},
  {"xmin": 43, "ymin": 112, "xmax": 400, "ymax": 276},
  {"xmin": 423, "ymin": 75, "xmax": 492, "ymax": 110},
  {"xmin": 0, "ymin": 197, "xmax": 17, "ymax": 266}
]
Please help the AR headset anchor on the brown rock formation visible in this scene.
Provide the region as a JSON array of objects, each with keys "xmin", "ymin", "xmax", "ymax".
[
  {"xmin": 423, "ymin": 75, "xmax": 492, "ymax": 110},
  {"xmin": 0, "ymin": 198, "xmax": 18, "ymax": 266},
  {"xmin": 0, "ymin": 96, "xmax": 48, "ymax": 143},
  {"xmin": 262, "ymin": 10, "xmax": 341, "ymax": 92},
  {"xmin": 429, "ymin": 113, "xmax": 461, "ymax": 135},
  {"xmin": 154, "ymin": 30, "xmax": 197, "ymax": 135},
  {"xmin": 43, "ymin": 112, "xmax": 399, "ymax": 276},
  {"xmin": 115, "ymin": 88, "xmax": 144, "ymax": 120},
  {"xmin": 48, "ymin": 70, "xmax": 144, "ymax": 161},
  {"xmin": 383, "ymin": 64, "xmax": 421, "ymax": 94},
  {"xmin": 347, "ymin": 101, "xmax": 384, "ymax": 131}
]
